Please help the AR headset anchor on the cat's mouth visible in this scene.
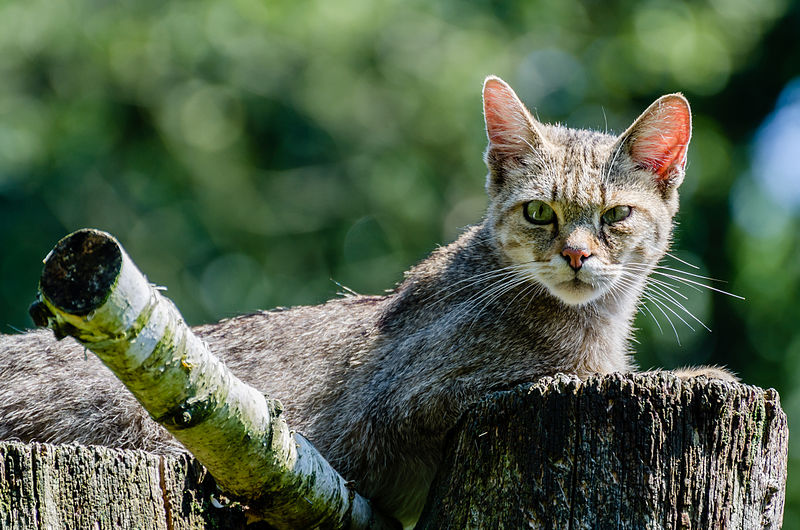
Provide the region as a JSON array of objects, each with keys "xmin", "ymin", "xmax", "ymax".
[
  {"xmin": 519, "ymin": 258, "xmax": 614, "ymax": 306},
  {"xmin": 550, "ymin": 276, "xmax": 605, "ymax": 306}
]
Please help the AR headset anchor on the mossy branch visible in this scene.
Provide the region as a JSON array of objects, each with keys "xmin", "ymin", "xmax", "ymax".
[{"xmin": 29, "ymin": 229, "xmax": 397, "ymax": 530}]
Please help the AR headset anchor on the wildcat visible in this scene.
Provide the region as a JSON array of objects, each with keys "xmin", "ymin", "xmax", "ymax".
[{"xmin": 0, "ymin": 76, "xmax": 733, "ymax": 527}]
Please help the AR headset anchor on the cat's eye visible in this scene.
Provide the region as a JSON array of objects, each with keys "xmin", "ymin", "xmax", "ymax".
[
  {"xmin": 602, "ymin": 205, "xmax": 632, "ymax": 224},
  {"xmin": 523, "ymin": 200, "xmax": 556, "ymax": 225}
]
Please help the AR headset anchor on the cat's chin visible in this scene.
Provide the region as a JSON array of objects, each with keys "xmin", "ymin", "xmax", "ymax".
[{"xmin": 548, "ymin": 279, "xmax": 606, "ymax": 307}]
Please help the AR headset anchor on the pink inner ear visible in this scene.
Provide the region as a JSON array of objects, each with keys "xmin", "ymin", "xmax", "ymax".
[
  {"xmin": 630, "ymin": 100, "xmax": 691, "ymax": 180},
  {"xmin": 483, "ymin": 78, "xmax": 531, "ymax": 152}
]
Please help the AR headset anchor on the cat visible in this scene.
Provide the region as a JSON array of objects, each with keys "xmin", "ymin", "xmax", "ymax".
[{"xmin": 0, "ymin": 76, "xmax": 734, "ymax": 527}]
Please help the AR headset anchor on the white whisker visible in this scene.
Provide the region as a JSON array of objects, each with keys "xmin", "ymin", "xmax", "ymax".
[
  {"xmin": 497, "ymin": 281, "xmax": 541, "ymax": 321},
  {"xmin": 644, "ymin": 294, "xmax": 681, "ymax": 345},
  {"xmin": 639, "ymin": 302, "xmax": 663, "ymax": 334},
  {"xmin": 421, "ymin": 263, "xmax": 534, "ymax": 305},
  {"xmin": 465, "ymin": 275, "xmax": 533, "ymax": 329},
  {"xmin": 664, "ymin": 252, "xmax": 700, "ymax": 270},
  {"xmin": 646, "ymin": 283, "xmax": 710, "ymax": 332},
  {"xmin": 647, "ymin": 271, "xmax": 744, "ymax": 300}
]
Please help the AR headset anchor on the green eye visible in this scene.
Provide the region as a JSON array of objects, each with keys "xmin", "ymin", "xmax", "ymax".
[
  {"xmin": 523, "ymin": 200, "xmax": 556, "ymax": 225},
  {"xmin": 602, "ymin": 205, "xmax": 632, "ymax": 224}
]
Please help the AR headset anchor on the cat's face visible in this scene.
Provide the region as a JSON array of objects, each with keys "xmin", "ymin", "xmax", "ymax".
[{"xmin": 482, "ymin": 76, "xmax": 691, "ymax": 306}]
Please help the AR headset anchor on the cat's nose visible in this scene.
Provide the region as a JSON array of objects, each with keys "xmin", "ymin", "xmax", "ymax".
[{"xmin": 561, "ymin": 247, "xmax": 591, "ymax": 271}]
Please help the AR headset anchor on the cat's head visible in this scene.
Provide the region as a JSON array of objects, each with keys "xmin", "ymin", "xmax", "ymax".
[{"xmin": 482, "ymin": 76, "xmax": 690, "ymax": 306}]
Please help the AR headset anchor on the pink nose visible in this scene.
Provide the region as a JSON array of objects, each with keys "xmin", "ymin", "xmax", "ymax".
[{"xmin": 561, "ymin": 247, "xmax": 591, "ymax": 271}]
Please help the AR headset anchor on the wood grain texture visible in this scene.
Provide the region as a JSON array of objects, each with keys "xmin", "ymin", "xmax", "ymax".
[
  {"xmin": 0, "ymin": 441, "xmax": 247, "ymax": 529},
  {"xmin": 417, "ymin": 373, "xmax": 787, "ymax": 529}
]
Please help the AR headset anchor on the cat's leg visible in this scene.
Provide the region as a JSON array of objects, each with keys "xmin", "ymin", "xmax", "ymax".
[
  {"xmin": 637, "ymin": 365, "xmax": 739, "ymax": 382},
  {"xmin": 671, "ymin": 365, "xmax": 739, "ymax": 382}
]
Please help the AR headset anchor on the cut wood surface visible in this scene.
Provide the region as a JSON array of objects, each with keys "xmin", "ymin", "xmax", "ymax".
[
  {"xmin": 0, "ymin": 441, "xmax": 247, "ymax": 529},
  {"xmin": 417, "ymin": 373, "xmax": 788, "ymax": 529}
]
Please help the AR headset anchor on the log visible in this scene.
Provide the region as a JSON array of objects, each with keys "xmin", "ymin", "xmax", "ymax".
[
  {"xmin": 416, "ymin": 373, "xmax": 788, "ymax": 529},
  {"xmin": 0, "ymin": 441, "xmax": 248, "ymax": 529},
  {"xmin": 27, "ymin": 229, "xmax": 396, "ymax": 529}
]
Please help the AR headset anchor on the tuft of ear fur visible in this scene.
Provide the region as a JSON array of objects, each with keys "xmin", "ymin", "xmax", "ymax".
[
  {"xmin": 482, "ymin": 76, "xmax": 545, "ymax": 190},
  {"xmin": 616, "ymin": 94, "xmax": 692, "ymax": 186}
]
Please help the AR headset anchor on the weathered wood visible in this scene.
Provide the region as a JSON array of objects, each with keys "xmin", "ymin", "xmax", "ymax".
[
  {"xmin": 417, "ymin": 373, "xmax": 788, "ymax": 529},
  {"xmin": 0, "ymin": 441, "xmax": 247, "ymax": 529}
]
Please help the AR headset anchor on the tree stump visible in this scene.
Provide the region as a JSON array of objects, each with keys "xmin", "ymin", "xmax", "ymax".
[
  {"xmin": 0, "ymin": 374, "xmax": 787, "ymax": 529},
  {"xmin": 0, "ymin": 441, "xmax": 248, "ymax": 529},
  {"xmin": 417, "ymin": 373, "xmax": 787, "ymax": 529}
]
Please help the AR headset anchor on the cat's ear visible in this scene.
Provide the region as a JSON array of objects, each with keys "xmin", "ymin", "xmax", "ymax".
[
  {"xmin": 614, "ymin": 94, "xmax": 692, "ymax": 187},
  {"xmin": 482, "ymin": 76, "xmax": 544, "ymax": 187}
]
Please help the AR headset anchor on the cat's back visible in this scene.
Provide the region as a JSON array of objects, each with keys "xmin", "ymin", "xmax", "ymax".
[
  {"xmin": 0, "ymin": 328, "xmax": 183, "ymax": 452},
  {"xmin": 0, "ymin": 292, "xmax": 391, "ymax": 450},
  {"xmin": 196, "ymin": 294, "xmax": 392, "ymax": 427}
]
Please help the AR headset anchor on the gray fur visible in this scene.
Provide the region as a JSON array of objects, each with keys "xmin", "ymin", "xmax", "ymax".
[{"xmin": 0, "ymin": 77, "xmax": 728, "ymax": 527}]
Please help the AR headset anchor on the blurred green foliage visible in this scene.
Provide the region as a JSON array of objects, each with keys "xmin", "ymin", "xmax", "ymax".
[{"xmin": 1, "ymin": 0, "xmax": 799, "ymax": 522}]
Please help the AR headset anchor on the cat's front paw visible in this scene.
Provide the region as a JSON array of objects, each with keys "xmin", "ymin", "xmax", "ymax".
[{"xmin": 672, "ymin": 365, "xmax": 739, "ymax": 382}]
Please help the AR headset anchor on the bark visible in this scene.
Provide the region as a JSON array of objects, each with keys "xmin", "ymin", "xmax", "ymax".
[
  {"xmin": 0, "ymin": 441, "xmax": 249, "ymax": 529},
  {"xmin": 416, "ymin": 373, "xmax": 788, "ymax": 529},
  {"xmin": 28, "ymin": 229, "xmax": 396, "ymax": 530}
]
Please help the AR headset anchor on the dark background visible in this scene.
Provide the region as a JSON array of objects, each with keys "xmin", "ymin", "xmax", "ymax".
[{"xmin": 1, "ymin": 0, "xmax": 798, "ymax": 522}]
